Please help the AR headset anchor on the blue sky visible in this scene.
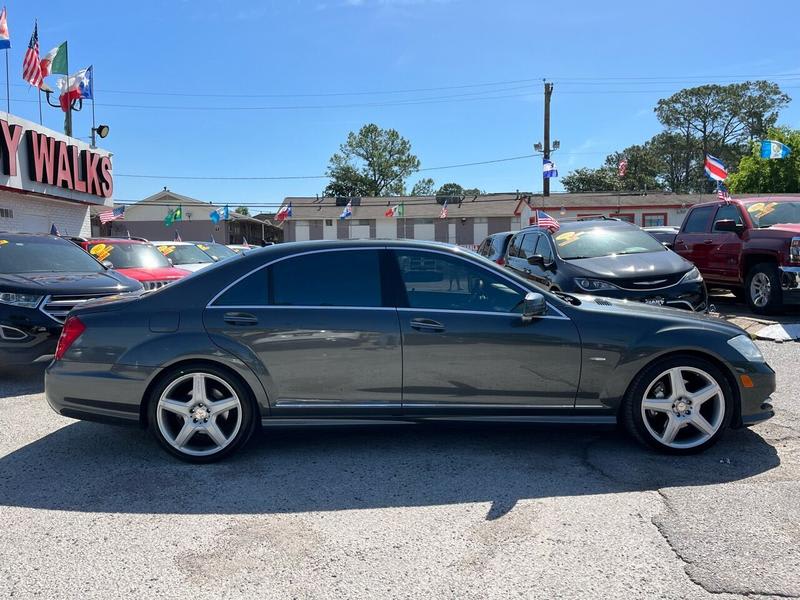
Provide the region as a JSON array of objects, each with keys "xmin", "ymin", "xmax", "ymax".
[{"xmin": 7, "ymin": 0, "xmax": 800, "ymax": 211}]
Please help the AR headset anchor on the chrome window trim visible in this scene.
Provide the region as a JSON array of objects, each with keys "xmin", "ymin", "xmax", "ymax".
[
  {"xmin": 396, "ymin": 307, "xmax": 568, "ymax": 320},
  {"xmin": 207, "ymin": 305, "xmax": 397, "ymax": 312},
  {"xmin": 207, "ymin": 244, "xmax": 571, "ymax": 320}
]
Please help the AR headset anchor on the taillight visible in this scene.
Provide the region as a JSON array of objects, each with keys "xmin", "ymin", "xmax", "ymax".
[
  {"xmin": 54, "ymin": 316, "xmax": 86, "ymax": 361},
  {"xmin": 790, "ymin": 237, "xmax": 800, "ymax": 264},
  {"xmin": 496, "ymin": 257, "xmax": 505, "ymax": 266}
]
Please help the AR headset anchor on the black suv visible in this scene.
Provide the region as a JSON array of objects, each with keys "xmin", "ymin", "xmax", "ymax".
[
  {"xmin": 476, "ymin": 231, "xmax": 514, "ymax": 265},
  {"xmin": 0, "ymin": 233, "xmax": 142, "ymax": 366},
  {"xmin": 504, "ymin": 219, "xmax": 708, "ymax": 311}
]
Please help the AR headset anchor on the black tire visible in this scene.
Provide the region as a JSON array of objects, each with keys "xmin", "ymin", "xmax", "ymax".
[
  {"xmin": 146, "ymin": 363, "xmax": 257, "ymax": 463},
  {"xmin": 620, "ymin": 355, "xmax": 734, "ymax": 455},
  {"xmin": 745, "ymin": 263, "xmax": 783, "ymax": 315}
]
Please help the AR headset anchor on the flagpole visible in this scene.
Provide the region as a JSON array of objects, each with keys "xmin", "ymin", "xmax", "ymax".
[
  {"xmin": 4, "ymin": 48, "xmax": 9, "ymax": 113},
  {"xmin": 90, "ymin": 67, "xmax": 96, "ymax": 147},
  {"xmin": 64, "ymin": 41, "xmax": 72, "ymax": 137},
  {"xmin": 37, "ymin": 89, "xmax": 42, "ymax": 124}
]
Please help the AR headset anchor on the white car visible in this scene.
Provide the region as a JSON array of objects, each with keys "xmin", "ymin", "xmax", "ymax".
[{"xmin": 152, "ymin": 241, "xmax": 216, "ymax": 272}]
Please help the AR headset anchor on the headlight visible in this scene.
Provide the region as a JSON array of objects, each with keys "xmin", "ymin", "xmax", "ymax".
[
  {"xmin": 727, "ymin": 334, "xmax": 764, "ymax": 362},
  {"xmin": 680, "ymin": 266, "xmax": 703, "ymax": 283},
  {"xmin": 574, "ymin": 278, "xmax": 618, "ymax": 291},
  {"xmin": 0, "ymin": 292, "xmax": 43, "ymax": 308}
]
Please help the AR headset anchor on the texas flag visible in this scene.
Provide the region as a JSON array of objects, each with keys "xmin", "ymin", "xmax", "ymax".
[
  {"xmin": 0, "ymin": 7, "xmax": 10, "ymax": 50},
  {"xmin": 57, "ymin": 65, "xmax": 93, "ymax": 112},
  {"xmin": 704, "ymin": 154, "xmax": 728, "ymax": 182},
  {"xmin": 275, "ymin": 202, "xmax": 292, "ymax": 221}
]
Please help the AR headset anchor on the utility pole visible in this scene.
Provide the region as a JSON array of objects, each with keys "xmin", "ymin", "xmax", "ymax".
[{"xmin": 543, "ymin": 81, "xmax": 553, "ymax": 197}]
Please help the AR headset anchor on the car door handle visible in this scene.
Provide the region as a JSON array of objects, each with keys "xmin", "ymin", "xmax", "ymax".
[
  {"xmin": 703, "ymin": 239, "xmax": 714, "ymax": 244},
  {"xmin": 410, "ymin": 318, "xmax": 445, "ymax": 333},
  {"xmin": 223, "ymin": 312, "xmax": 258, "ymax": 326}
]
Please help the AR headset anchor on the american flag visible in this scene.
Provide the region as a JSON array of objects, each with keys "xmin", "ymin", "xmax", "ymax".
[
  {"xmin": 533, "ymin": 210, "xmax": 560, "ymax": 232},
  {"xmin": 99, "ymin": 205, "xmax": 125, "ymax": 224},
  {"xmin": 716, "ymin": 183, "xmax": 731, "ymax": 204},
  {"xmin": 22, "ymin": 22, "xmax": 45, "ymax": 89},
  {"xmin": 618, "ymin": 159, "xmax": 628, "ymax": 177},
  {"xmin": 439, "ymin": 200, "xmax": 448, "ymax": 219}
]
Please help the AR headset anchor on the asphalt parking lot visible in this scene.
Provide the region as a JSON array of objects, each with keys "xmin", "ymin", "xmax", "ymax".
[{"xmin": 0, "ymin": 340, "xmax": 798, "ymax": 600}]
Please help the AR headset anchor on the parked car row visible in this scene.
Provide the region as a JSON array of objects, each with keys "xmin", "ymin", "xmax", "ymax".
[
  {"xmin": 0, "ymin": 233, "xmax": 251, "ymax": 365},
  {"xmin": 478, "ymin": 196, "xmax": 800, "ymax": 316}
]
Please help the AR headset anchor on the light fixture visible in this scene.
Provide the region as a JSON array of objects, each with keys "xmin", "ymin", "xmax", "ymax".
[
  {"xmin": 552, "ymin": 140, "xmax": 560, "ymax": 150},
  {"xmin": 534, "ymin": 142, "xmax": 543, "ymax": 152},
  {"xmin": 95, "ymin": 124, "xmax": 109, "ymax": 138}
]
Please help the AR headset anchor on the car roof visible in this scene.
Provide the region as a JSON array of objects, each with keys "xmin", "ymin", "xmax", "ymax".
[
  {"xmin": 85, "ymin": 237, "xmax": 149, "ymax": 245},
  {"xmin": 150, "ymin": 241, "xmax": 196, "ymax": 246},
  {"xmin": 0, "ymin": 232, "xmax": 70, "ymax": 243},
  {"xmin": 522, "ymin": 219, "xmax": 636, "ymax": 234}
]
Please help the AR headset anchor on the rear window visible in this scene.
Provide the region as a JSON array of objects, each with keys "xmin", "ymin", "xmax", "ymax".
[{"xmin": 0, "ymin": 238, "xmax": 104, "ymax": 274}]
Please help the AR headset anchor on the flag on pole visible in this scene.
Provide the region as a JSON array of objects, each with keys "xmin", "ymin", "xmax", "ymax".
[
  {"xmin": 99, "ymin": 205, "xmax": 125, "ymax": 224},
  {"xmin": 339, "ymin": 200, "xmax": 352, "ymax": 220},
  {"xmin": 716, "ymin": 182, "xmax": 732, "ymax": 204},
  {"xmin": 57, "ymin": 65, "xmax": 92, "ymax": 112},
  {"xmin": 760, "ymin": 140, "xmax": 791, "ymax": 160},
  {"xmin": 439, "ymin": 200, "xmax": 448, "ymax": 219},
  {"xmin": 23, "ymin": 23, "xmax": 47, "ymax": 89},
  {"xmin": 242, "ymin": 237, "xmax": 249, "ymax": 247},
  {"xmin": 40, "ymin": 41, "xmax": 67, "ymax": 76},
  {"xmin": 704, "ymin": 154, "xmax": 728, "ymax": 181},
  {"xmin": 49, "ymin": 223, "xmax": 60, "ymax": 236},
  {"xmin": 543, "ymin": 158, "xmax": 558, "ymax": 178},
  {"xmin": 618, "ymin": 159, "xmax": 628, "ymax": 177},
  {"xmin": 0, "ymin": 7, "xmax": 10, "ymax": 49},
  {"xmin": 126, "ymin": 229, "xmax": 131, "ymax": 239},
  {"xmin": 209, "ymin": 204, "xmax": 229, "ymax": 224},
  {"xmin": 164, "ymin": 206, "xmax": 183, "ymax": 227},
  {"xmin": 173, "ymin": 230, "xmax": 182, "ymax": 242},
  {"xmin": 532, "ymin": 210, "xmax": 560, "ymax": 232},
  {"xmin": 384, "ymin": 203, "xmax": 404, "ymax": 217},
  {"xmin": 210, "ymin": 234, "xmax": 215, "ymax": 243},
  {"xmin": 275, "ymin": 202, "xmax": 292, "ymax": 221}
]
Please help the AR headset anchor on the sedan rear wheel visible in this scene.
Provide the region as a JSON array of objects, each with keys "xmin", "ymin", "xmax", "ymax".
[
  {"xmin": 148, "ymin": 365, "xmax": 256, "ymax": 462},
  {"xmin": 622, "ymin": 356, "xmax": 733, "ymax": 454}
]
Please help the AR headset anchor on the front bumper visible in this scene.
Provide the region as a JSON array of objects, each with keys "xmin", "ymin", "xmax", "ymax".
[
  {"xmin": 569, "ymin": 280, "xmax": 708, "ymax": 312},
  {"xmin": 779, "ymin": 266, "xmax": 800, "ymax": 305},
  {"xmin": 735, "ymin": 360, "xmax": 776, "ymax": 428},
  {"xmin": 0, "ymin": 307, "xmax": 61, "ymax": 366}
]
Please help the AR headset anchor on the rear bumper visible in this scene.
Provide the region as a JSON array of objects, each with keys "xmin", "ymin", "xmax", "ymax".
[{"xmin": 45, "ymin": 360, "xmax": 158, "ymax": 426}]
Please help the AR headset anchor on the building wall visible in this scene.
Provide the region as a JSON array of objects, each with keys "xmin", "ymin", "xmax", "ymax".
[
  {"xmin": 104, "ymin": 219, "xmax": 227, "ymax": 242},
  {"xmin": 0, "ymin": 190, "xmax": 91, "ymax": 236}
]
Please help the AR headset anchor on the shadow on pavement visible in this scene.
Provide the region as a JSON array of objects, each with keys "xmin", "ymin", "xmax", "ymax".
[
  {"xmin": 0, "ymin": 365, "xmax": 45, "ymax": 398},
  {"xmin": 0, "ymin": 420, "xmax": 779, "ymax": 519}
]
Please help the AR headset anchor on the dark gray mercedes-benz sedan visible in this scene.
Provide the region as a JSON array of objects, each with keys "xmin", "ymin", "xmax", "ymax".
[{"xmin": 45, "ymin": 240, "xmax": 776, "ymax": 462}]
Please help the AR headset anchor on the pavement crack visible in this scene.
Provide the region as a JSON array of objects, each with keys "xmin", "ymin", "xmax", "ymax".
[{"xmin": 651, "ymin": 488, "xmax": 800, "ymax": 599}]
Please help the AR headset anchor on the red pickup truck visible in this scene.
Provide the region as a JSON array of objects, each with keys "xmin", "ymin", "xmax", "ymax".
[{"xmin": 673, "ymin": 197, "xmax": 800, "ymax": 314}]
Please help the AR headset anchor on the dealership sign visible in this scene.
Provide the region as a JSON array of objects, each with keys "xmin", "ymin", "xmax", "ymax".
[{"xmin": 0, "ymin": 114, "xmax": 113, "ymax": 202}]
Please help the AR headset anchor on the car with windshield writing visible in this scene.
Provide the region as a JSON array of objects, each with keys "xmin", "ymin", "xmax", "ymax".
[
  {"xmin": 0, "ymin": 233, "xmax": 142, "ymax": 366},
  {"xmin": 504, "ymin": 219, "xmax": 707, "ymax": 311},
  {"xmin": 79, "ymin": 238, "xmax": 191, "ymax": 291},
  {"xmin": 672, "ymin": 197, "xmax": 800, "ymax": 314},
  {"xmin": 152, "ymin": 241, "xmax": 217, "ymax": 272},
  {"xmin": 193, "ymin": 242, "xmax": 239, "ymax": 262}
]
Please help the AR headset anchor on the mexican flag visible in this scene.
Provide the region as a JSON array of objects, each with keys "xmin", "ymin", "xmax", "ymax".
[
  {"xmin": 40, "ymin": 42, "xmax": 68, "ymax": 76},
  {"xmin": 384, "ymin": 203, "xmax": 404, "ymax": 217}
]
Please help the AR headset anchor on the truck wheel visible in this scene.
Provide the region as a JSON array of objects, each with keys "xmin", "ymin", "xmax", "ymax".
[{"xmin": 745, "ymin": 263, "xmax": 783, "ymax": 315}]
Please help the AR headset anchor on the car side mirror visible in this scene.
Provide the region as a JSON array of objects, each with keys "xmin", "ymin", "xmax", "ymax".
[
  {"xmin": 714, "ymin": 219, "xmax": 744, "ymax": 233},
  {"xmin": 527, "ymin": 255, "xmax": 545, "ymax": 267},
  {"xmin": 522, "ymin": 291, "xmax": 546, "ymax": 322},
  {"xmin": 661, "ymin": 241, "xmax": 673, "ymax": 249},
  {"xmin": 102, "ymin": 260, "xmax": 114, "ymax": 269}
]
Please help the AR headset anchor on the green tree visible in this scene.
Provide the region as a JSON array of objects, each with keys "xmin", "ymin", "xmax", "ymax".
[
  {"xmin": 410, "ymin": 177, "xmax": 436, "ymax": 195},
  {"xmin": 436, "ymin": 182, "xmax": 464, "ymax": 197},
  {"xmin": 728, "ymin": 128, "xmax": 800, "ymax": 193},
  {"xmin": 561, "ymin": 167, "xmax": 617, "ymax": 193},
  {"xmin": 234, "ymin": 206, "xmax": 250, "ymax": 216},
  {"xmin": 604, "ymin": 143, "xmax": 666, "ymax": 192},
  {"xmin": 325, "ymin": 124, "xmax": 420, "ymax": 197}
]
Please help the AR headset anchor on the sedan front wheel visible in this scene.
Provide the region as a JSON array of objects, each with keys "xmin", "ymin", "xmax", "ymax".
[{"xmin": 622, "ymin": 356, "xmax": 733, "ymax": 454}]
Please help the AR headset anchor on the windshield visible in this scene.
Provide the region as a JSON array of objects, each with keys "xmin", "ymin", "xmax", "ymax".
[
  {"xmin": 155, "ymin": 244, "xmax": 215, "ymax": 265},
  {"xmin": 196, "ymin": 242, "xmax": 237, "ymax": 261},
  {"xmin": 744, "ymin": 201, "xmax": 800, "ymax": 228},
  {"xmin": 0, "ymin": 238, "xmax": 105, "ymax": 274},
  {"xmin": 87, "ymin": 242, "xmax": 171, "ymax": 269},
  {"xmin": 553, "ymin": 226, "xmax": 666, "ymax": 260}
]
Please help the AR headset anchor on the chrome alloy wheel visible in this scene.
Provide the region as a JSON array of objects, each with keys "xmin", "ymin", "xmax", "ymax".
[
  {"xmin": 750, "ymin": 272, "xmax": 772, "ymax": 308},
  {"xmin": 640, "ymin": 366, "xmax": 725, "ymax": 449},
  {"xmin": 156, "ymin": 372, "xmax": 242, "ymax": 457}
]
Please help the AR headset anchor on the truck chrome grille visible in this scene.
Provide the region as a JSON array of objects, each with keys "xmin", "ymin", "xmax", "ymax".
[{"xmin": 142, "ymin": 280, "xmax": 173, "ymax": 292}]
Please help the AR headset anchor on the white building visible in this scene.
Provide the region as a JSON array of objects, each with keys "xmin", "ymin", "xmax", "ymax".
[{"xmin": 0, "ymin": 113, "xmax": 113, "ymax": 236}]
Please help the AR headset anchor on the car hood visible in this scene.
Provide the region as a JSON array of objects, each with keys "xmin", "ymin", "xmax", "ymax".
[
  {"xmin": 0, "ymin": 271, "xmax": 143, "ymax": 295},
  {"xmin": 567, "ymin": 250, "xmax": 691, "ymax": 279},
  {"xmin": 114, "ymin": 266, "xmax": 192, "ymax": 281},
  {"xmin": 571, "ymin": 293, "xmax": 744, "ymax": 336},
  {"xmin": 764, "ymin": 223, "xmax": 800, "ymax": 235}
]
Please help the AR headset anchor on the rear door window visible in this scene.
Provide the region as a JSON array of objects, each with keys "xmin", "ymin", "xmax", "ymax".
[
  {"xmin": 682, "ymin": 206, "xmax": 715, "ymax": 233},
  {"xmin": 507, "ymin": 234, "xmax": 523, "ymax": 258}
]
